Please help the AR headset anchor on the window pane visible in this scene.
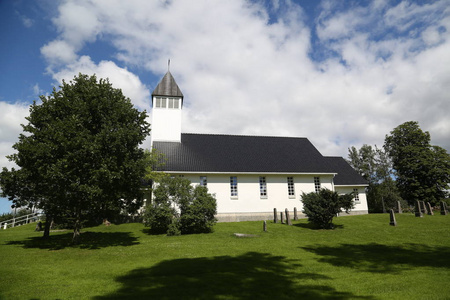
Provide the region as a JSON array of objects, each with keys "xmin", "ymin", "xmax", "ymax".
[
  {"xmin": 200, "ymin": 176, "xmax": 207, "ymax": 187},
  {"xmin": 230, "ymin": 176, "xmax": 238, "ymax": 197},
  {"xmin": 259, "ymin": 176, "xmax": 267, "ymax": 197},
  {"xmin": 287, "ymin": 177, "xmax": 295, "ymax": 196},
  {"xmin": 314, "ymin": 177, "xmax": 321, "ymax": 193}
]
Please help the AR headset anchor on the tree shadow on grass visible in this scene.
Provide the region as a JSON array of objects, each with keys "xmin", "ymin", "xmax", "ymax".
[
  {"xmin": 94, "ymin": 252, "xmax": 375, "ymax": 300},
  {"xmin": 302, "ymin": 243, "xmax": 450, "ymax": 274},
  {"xmin": 294, "ymin": 222, "xmax": 344, "ymax": 230},
  {"xmin": 5, "ymin": 231, "xmax": 139, "ymax": 250}
]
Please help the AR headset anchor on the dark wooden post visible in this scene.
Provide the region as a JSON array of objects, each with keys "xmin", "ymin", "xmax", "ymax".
[
  {"xmin": 389, "ymin": 209, "xmax": 397, "ymax": 226},
  {"xmin": 426, "ymin": 202, "xmax": 433, "ymax": 215},
  {"xmin": 421, "ymin": 201, "xmax": 428, "ymax": 215},
  {"xmin": 440, "ymin": 201, "xmax": 448, "ymax": 215},
  {"xmin": 263, "ymin": 220, "xmax": 267, "ymax": 232},
  {"xmin": 273, "ymin": 208, "xmax": 278, "ymax": 223},
  {"xmin": 415, "ymin": 201, "xmax": 423, "ymax": 217},
  {"xmin": 280, "ymin": 212, "xmax": 284, "ymax": 224},
  {"xmin": 294, "ymin": 207, "xmax": 298, "ymax": 220},
  {"xmin": 285, "ymin": 209, "xmax": 292, "ymax": 226}
]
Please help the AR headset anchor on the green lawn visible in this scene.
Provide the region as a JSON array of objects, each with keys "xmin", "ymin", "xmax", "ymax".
[{"xmin": 0, "ymin": 213, "xmax": 449, "ymax": 299}]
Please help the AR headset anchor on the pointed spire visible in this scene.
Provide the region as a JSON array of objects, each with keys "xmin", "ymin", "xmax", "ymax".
[{"xmin": 152, "ymin": 71, "xmax": 183, "ymax": 99}]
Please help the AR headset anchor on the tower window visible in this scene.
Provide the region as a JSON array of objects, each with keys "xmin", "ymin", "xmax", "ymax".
[{"xmin": 353, "ymin": 188, "xmax": 360, "ymax": 203}]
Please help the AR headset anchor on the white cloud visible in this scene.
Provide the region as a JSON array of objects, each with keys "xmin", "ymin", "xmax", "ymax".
[
  {"xmin": 36, "ymin": 0, "xmax": 450, "ymax": 159},
  {"xmin": 0, "ymin": 102, "xmax": 29, "ymax": 170},
  {"xmin": 52, "ymin": 56, "xmax": 150, "ymax": 111}
]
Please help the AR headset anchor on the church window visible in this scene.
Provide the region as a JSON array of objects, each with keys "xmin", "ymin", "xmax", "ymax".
[
  {"xmin": 287, "ymin": 177, "xmax": 295, "ymax": 197},
  {"xmin": 230, "ymin": 176, "xmax": 238, "ymax": 197},
  {"xmin": 200, "ymin": 176, "xmax": 207, "ymax": 187},
  {"xmin": 259, "ymin": 177, "xmax": 267, "ymax": 198},
  {"xmin": 353, "ymin": 188, "xmax": 360, "ymax": 203},
  {"xmin": 314, "ymin": 177, "xmax": 321, "ymax": 193}
]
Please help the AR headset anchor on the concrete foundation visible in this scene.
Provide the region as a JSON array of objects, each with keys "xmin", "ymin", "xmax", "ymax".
[{"xmin": 216, "ymin": 210, "xmax": 368, "ymax": 222}]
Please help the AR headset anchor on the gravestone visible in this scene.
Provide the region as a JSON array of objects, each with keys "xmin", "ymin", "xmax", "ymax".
[
  {"xmin": 415, "ymin": 201, "xmax": 423, "ymax": 217},
  {"xmin": 421, "ymin": 201, "xmax": 428, "ymax": 215},
  {"xmin": 294, "ymin": 207, "xmax": 298, "ymax": 221},
  {"xmin": 285, "ymin": 209, "xmax": 292, "ymax": 226},
  {"xmin": 263, "ymin": 220, "xmax": 267, "ymax": 232},
  {"xmin": 441, "ymin": 201, "xmax": 448, "ymax": 215},
  {"xmin": 389, "ymin": 209, "xmax": 397, "ymax": 226},
  {"xmin": 273, "ymin": 208, "xmax": 278, "ymax": 223},
  {"xmin": 426, "ymin": 202, "xmax": 433, "ymax": 215},
  {"xmin": 280, "ymin": 212, "xmax": 285, "ymax": 224},
  {"xmin": 397, "ymin": 201, "xmax": 402, "ymax": 214}
]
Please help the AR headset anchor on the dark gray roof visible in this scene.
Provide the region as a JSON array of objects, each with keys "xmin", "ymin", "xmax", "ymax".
[
  {"xmin": 151, "ymin": 71, "xmax": 184, "ymax": 99},
  {"xmin": 153, "ymin": 133, "xmax": 337, "ymax": 173},
  {"xmin": 324, "ymin": 157, "xmax": 368, "ymax": 186}
]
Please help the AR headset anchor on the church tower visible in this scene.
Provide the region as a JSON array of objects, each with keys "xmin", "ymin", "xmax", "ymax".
[{"xmin": 150, "ymin": 71, "xmax": 183, "ymax": 146}]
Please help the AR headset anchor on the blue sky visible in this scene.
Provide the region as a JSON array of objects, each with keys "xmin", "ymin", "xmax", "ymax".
[{"xmin": 1, "ymin": 0, "xmax": 449, "ymax": 213}]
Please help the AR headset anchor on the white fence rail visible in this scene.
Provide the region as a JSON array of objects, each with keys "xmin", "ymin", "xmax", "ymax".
[{"xmin": 1, "ymin": 212, "xmax": 43, "ymax": 230}]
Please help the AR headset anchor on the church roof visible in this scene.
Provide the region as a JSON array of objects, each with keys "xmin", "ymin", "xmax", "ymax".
[
  {"xmin": 153, "ymin": 133, "xmax": 338, "ymax": 174},
  {"xmin": 324, "ymin": 156, "xmax": 368, "ymax": 186},
  {"xmin": 151, "ymin": 71, "xmax": 184, "ymax": 99}
]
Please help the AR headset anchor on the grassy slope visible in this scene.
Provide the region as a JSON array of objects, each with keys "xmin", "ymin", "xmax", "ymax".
[{"xmin": 0, "ymin": 213, "xmax": 449, "ymax": 299}]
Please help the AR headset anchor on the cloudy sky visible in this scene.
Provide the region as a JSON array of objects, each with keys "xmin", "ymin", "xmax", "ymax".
[{"xmin": 0, "ymin": 0, "xmax": 449, "ymax": 212}]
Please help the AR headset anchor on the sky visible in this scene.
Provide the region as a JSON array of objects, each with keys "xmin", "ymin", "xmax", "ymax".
[{"xmin": 0, "ymin": 0, "xmax": 449, "ymax": 213}]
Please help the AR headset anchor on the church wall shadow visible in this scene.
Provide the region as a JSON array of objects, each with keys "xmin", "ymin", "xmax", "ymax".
[
  {"xmin": 94, "ymin": 252, "xmax": 374, "ymax": 299},
  {"xmin": 5, "ymin": 231, "xmax": 139, "ymax": 250},
  {"xmin": 302, "ymin": 243, "xmax": 450, "ymax": 274}
]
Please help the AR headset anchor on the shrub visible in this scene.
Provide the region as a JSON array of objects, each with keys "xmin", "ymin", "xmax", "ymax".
[
  {"xmin": 301, "ymin": 189, "xmax": 354, "ymax": 229},
  {"xmin": 144, "ymin": 177, "xmax": 217, "ymax": 235}
]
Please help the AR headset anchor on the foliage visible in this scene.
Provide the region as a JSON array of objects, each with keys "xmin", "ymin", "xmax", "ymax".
[
  {"xmin": 384, "ymin": 121, "xmax": 450, "ymax": 205},
  {"xmin": 144, "ymin": 177, "xmax": 217, "ymax": 235},
  {"xmin": 301, "ymin": 189, "xmax": 354, "ymax": 229},
  {"xmin": 0, "ymin": 73, "xmax": 150, "ymax": 243},
  {"xmin": 347, "ymin": 144, "xmax": 403, "ymax": 212}
]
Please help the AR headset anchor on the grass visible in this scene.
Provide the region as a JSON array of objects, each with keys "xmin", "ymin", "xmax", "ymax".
[{"xmin": 0, "ymin": 213, "xmax": 449, "ymax": 299}]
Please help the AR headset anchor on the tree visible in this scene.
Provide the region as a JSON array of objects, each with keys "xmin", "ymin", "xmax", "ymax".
[
  {"xmin": 144, "ymin": 177, "xmax": 217, "ymax": 235},
  {"xmin": 384, "ymin": 121, "xmax": 450, "ymax": 205},
  {"xmin": 0, "ymin": 74, "xmax": 150, "ymax": 243},
  {"xmin": 347, "ymin": 144, "xmax": 403, "ymax": 212},
  {"xmin": 301, "ymin": 189, "xmax": 354, "ymax": 229}
]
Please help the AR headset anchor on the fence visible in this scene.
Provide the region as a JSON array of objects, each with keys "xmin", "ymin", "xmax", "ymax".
[{"xmin": 1, "ymin": 212, "xmax": 43, "ymax": 230}]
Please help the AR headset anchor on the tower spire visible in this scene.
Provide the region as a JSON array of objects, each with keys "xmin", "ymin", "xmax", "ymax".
[{"xmin": 168, "ymin": 59, "xmax": 170, "ymax": 71}]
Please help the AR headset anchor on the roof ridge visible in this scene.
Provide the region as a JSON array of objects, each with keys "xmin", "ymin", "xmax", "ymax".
[{"xmin": 181, "ymin": 133, "xmax": 308, "ymax": 139}]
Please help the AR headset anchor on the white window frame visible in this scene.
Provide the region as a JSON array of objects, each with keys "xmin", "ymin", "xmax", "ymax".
[
  {"xmin": 230, "ymin": 176, "xmax": 238, "ymax": 198},
  {"xmin": 314, "ymin": 177, "xmax": 321, "ymax": 193},
  {"xmin": 259, "ymin": 176, "xmax": 267, "ymax": 198},
  {"xmin": 287, "ymin": 177, "xmax": 295, "ymax": 198},
  {"xmin": 200, "ymin": 176, "xmax": 207, "ymax": 187}
]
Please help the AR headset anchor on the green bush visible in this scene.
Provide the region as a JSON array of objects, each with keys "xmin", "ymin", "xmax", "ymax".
[
  {"xmin": 301, "ymin": 189, "xmax": 354, "ymax": 229},
  {"xmin": 144, "ymin": 177, "xmax": 217, "ymax": 235}
]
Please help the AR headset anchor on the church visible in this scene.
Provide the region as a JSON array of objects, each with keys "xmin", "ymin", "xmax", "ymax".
[{"xmin": 149, "ymin": 71, "xmax": 368, "ymax": 222}]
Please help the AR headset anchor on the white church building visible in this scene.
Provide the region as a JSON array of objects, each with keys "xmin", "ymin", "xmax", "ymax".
[{"xmin": 149, "ymin": 71, "xmax": 368, "ymax": 222}]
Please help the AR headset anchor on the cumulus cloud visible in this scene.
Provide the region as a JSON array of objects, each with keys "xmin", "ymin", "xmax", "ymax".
[
  {"xmin": 34, "ymin": 0, "xmax": 450, "ymax": 158},
  {"xmin": 0, "ymin": 102, "xmax": 29, "ymax": 170}
]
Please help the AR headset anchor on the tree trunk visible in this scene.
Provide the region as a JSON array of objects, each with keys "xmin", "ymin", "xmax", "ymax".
[{"xmin": 42, "ymin": 214, "xmax": 52, "ymax": 239}]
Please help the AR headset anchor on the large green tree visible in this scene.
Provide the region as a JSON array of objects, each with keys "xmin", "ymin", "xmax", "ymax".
[
  {"xmin": 347, "ymin": 144, "xmax": 402, "ymax": 212},
  {"xmin": 384, "ymin": 121, "xmax": 450, "ymax": 205},
  {"xmin": 0, "ymin": 74, "xmax": 150, "ymax": 243}
]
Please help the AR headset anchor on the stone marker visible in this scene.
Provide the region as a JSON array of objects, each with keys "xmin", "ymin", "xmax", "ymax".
[
  {"xmin": 273, "ymin": 208, "xmax": 278, "ymax": 223},
  {"xmin": 441, "ymin": 201, "xmax": 448, "ymax": 215},
  {"xmin": 3, "ymin": 223, "xmax": 7, "ymax": 230},
  {"xmin": 415, "ymin": 201, "xmax": 423, "ymax": 217},
  {"xmin": 426, "ymin": 202, "xmax": 433, "ymax": 215},
  {"xmin": 421, "ymin": 201, "xmax": 428, "ymax": 215},
  {"xmin": 263, "ymin": 220, "xmax": 267, "ymax": 232},
  {"xmin": 397, "ymin": 201, "xmax": 402, "ymax": 214},
  {"xmin": 280, "ymin": 212, "xmax": 285, "ymax": 224},
  {"xmin": 294, "ymin": 207, "xmax": 298, "ymax": 220},
  {"xmin": 285, "ymin": 209, "xmax": 292, "ymax": 226},
  {"xmin": 389, "ymin": 209, "xmax": 397, "ymax": 226}
]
